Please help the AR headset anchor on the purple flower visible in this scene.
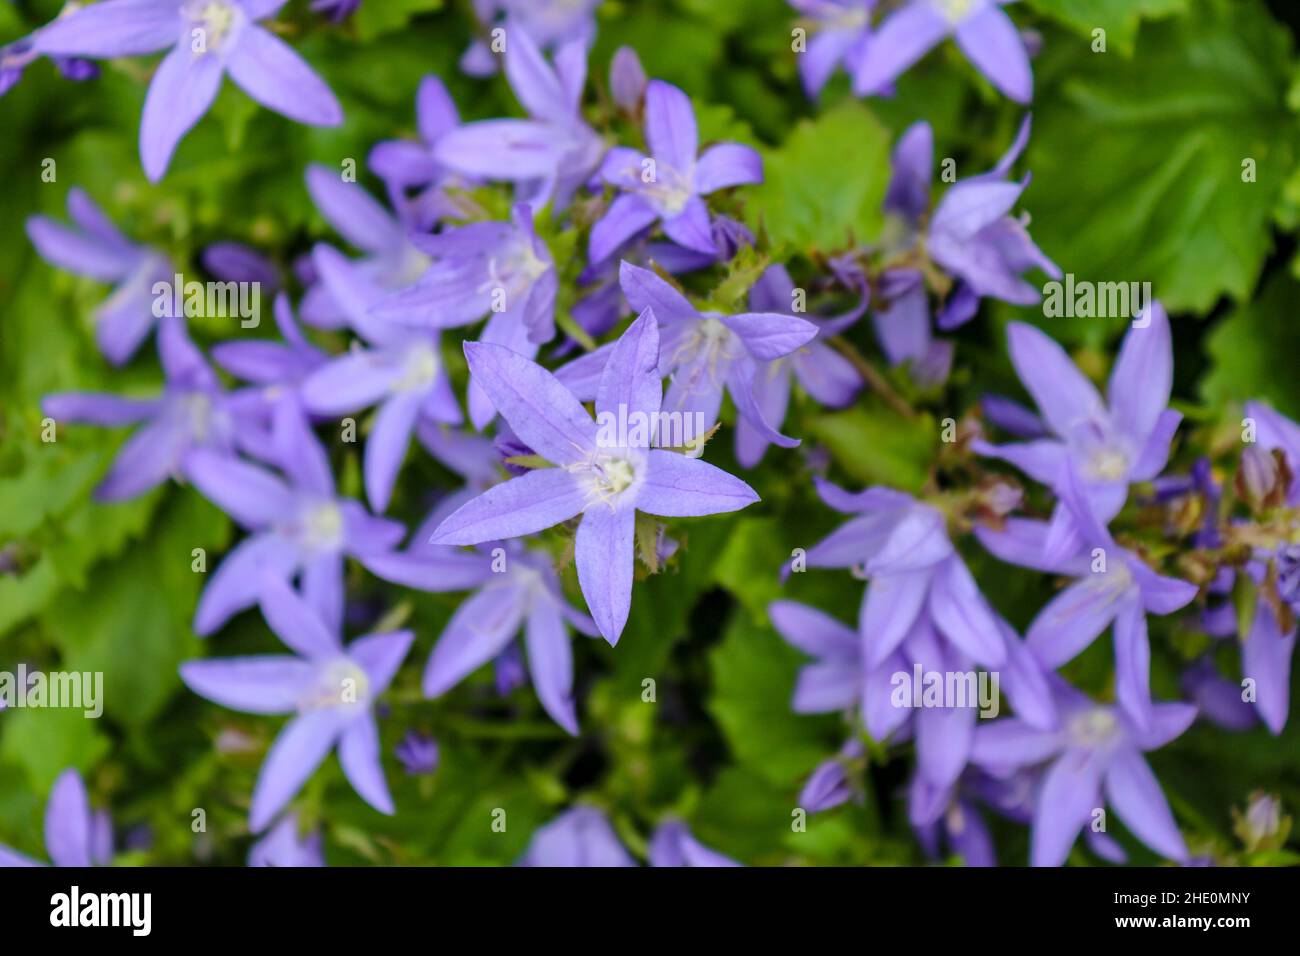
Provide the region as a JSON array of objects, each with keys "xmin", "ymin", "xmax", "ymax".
[
  {"xmin": 462, "ymin": 0, "xmax": 601, "ymax": 77},
  {"xmin": 436, "ymin": 28, "xmax": 605, "ymax": 211},
  {"xmin": 924, "ymin": 117, "xmax": 1059, "ymax": 317},
  {"xmin": 557, "ymin": 262, "xmax": 819, "ymax": 451},
  {"xmin": 0, "ymin": 769, "xmax": 113, "ymax": 867},
  {"xmin": 976, "ymin": 306, "xmax": 1181, "ymax": 553},
  {"xmin": 301, "ymin": 164, "xmax": 434, "ymax": 331},
  {"xmin": 1180, "ymin": 657, "xmax": 1257, "ymax": 733},
  {"xmin": 44, "ymin": 318, "xmax": 246, "ymax": 501},
  {"xmin": 430, "ymin": 309, "xmax": 759, "ymax": 643},
  {"xmin": 608, "ymin": 45, "xmax": 646, "ymax": 112},
  {"xmin": 368, "ymin": 76, "xmax": 476, "ymax": 231},
  {"xmin": 798, "ymin": 739, "xmax": 866, "ymax": 812},
  {"xmin": 789, "ymin": 0, "xmax": 875, "ymax": 99},
  {"xmin": 26, "ymin": 188, "xmax": 173, "ymax": 365},
  {"xmin": 0, "ymin": 33, "xmax": 99, "ymax": 98},
  {"xmin": 202, "ymin": 241, "xmax": 281, "ymax": 292},
  {"xmin": 181, "ymin": 575, "xmax": 413, "ymax": 832},
  {"xmin": 364, "ymin": 534, "xmax": 597, "ymax": 733},
  {"xmin": 589, "ymin": 80, "xmax": 763, "ymax": 262},
  {"xmin": 369, "ymin": 204, "xmax": 555, "ymax": 431},
  {"xmin": 248, "ymin": 812, "xmax": 325, "ymax": 866},
  {"xmin": 737, "ymin": 265, "xmax": 864, "ymax": 466},
  {"xmin": 310, "ymin": 0, "xmax": 361, "ymax": 23},
  {"xmin": 394, "ymin": 731, "xmax": 439, "ymax": 776},
  {"xmin": 973, "ymin": 678, "xmax": 1195, "ymax": 866},
  {"xmin": 854, "ymin": 0, "xmax": 1033, "ymax": 103},
  {"xmin": 648, "ymin": 820, "xmax": 741, "ymax": 867},
  {"xmin": 908, "ymin": 768, "xmax": 1038, "ymax": 867},
  {"xmin": 185, "ymin": 402, "xmax": 405, "ymax": 635},
  {"xmin": 34, "ymin": 0, "xmax": 342, "ymax": 181},
  {"xmin": 518, "ymin": 806, "xmax": 636, "ymax": 866},
  {"xmin": 976, "ymin": 472, "xmax": 1198, "ymax": 730}
]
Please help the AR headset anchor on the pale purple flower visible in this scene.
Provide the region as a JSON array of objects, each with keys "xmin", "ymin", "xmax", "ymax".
[
  {"xmin": 300, "ymin": 164, "xmax": 433, "ymax": 331},
  {"xmin": 437, "ymin": 28, "xmax": 605, "ymax": 211},
  {"xmin": 248, "ymin": 812, "xmax": 325, "ymax": 866},
  {"xmin": 394, "ymin": 731, "xmax": 439, "ymax": 776},
  {"xmin": 648, "ymin": 820, "xmax": 741, "ymax": 867},
  {"xmin": 368, "ymin": 76, "xmax": 475, "ymax": 231},
  {"xmin": 369, "ymin": 204, "xmax": 555, "ymax": 431},
  {"xmin": 609, "ymin": 45, "xmax": 646, "ymax": 112},
  {"xmin": 1180, "ymin": 657, "xmax": 1257, "ymax": 732},
  {"xmin": 462, "ymin": 0, "xmax": 601, "ymax": 77},
  {"xmin": 737, "ymin": 265, "xmax": 864, "ymax": 466},
  {"xmin": 429, "ymin": 309, "xmax": 759, "ymax": 643},
  {"xmin": 33, "ymin": 0, "xmax": 343, "ymax": 181},
  {"xmin": 202, "ymin": 241, "xmax": 281, "ymax": 293},
  {"xmin": 26, "ymin": 187, "xmax": 173, "ymax": 365},
  {"xmin": 557, "ymin": 262, "xmax": 818, "ymax": 451},
  {"xmin": 908, "ymin": 768, "xmax": 1039, "ymax": 867},
  {"xmin": 789, "ymin": 0, "xmax": 875, "ymax": 98},
  {"xmin": 311, "ymin": 0, "xmax": 360, "ymax": 23},
  {"xmin": 798, "ymin": 739, "xmax": 866, "ymax": 812},
  {"xmin": 185, "ymin": 402, "xmax": 405, "ymax": 635},
  {"xmin": 975, "ymin": 471, "xmax": 1198, "ymax": 730},
  {"xmin": 0, "ymin": 33, "xmax": 98, "ymax": 98},
  {"xmin": 518, "ymin": 806, "xmax": 636, "ymax": 866},
  {"xmin": 976, "ymin": 306, "xmax": 1181, "ymax": 558},
  {"xmin": 972, "ymin": 677, "xmax": 1195, "ymax": 867},
  {"xmin": 0, "ymin": 769, "xmax": 113, "ymax": 867},
  {"xmin": 589, "ymin": 80, "xmax": 762, "ymax": 262},
  {"xmin": 43, "ymin": 318, "xmax": 246, "ymax": 501},
  {"xmin": 181, "ymin": 575, "xmax": 413, "ymax": 832},
  {"xmin": 854, "ymin": 0, "xmax": 1033, "ymax": 103},
  {"xmin": 364, "ymin": 532, "xmax": 597, "ymax": 734}
]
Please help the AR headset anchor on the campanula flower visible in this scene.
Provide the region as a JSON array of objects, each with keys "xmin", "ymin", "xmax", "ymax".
[
  {"xmin": 788, "ymin": 0, "xmax": 875, "ymax": 99},
  {"xmin": 0, "ymin": 770, "xmax": 113, "ymax": 867}
]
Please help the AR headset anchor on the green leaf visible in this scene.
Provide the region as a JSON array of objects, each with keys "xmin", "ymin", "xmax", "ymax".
[
  {"xmin": 1202, "ymin": 273, "xmax": 1300, "ymax": 417},
  {"xmin": 353, "ymin": 0, "xmax": 445, "ymax": 42},
  {"xmin": 1027, "ymin": 0, "xmax": 1299, "ymax": 321},
  {"xmin": 1023, "ymin": 0, "xmax": 1189, "ymax": 56},
  {"xmin": 745, "ymin": 100, "xmax": 891, "ymax": 255},
  {"xmin": 806, "ymin": 406, "xmax": 936, "ymax": 492},
  {"xmin": 0, "ymin": 708, "xmax": 110, "ymax": 795},
  {"xmin": 707, "ymin": 613, "xmax": 839, "ymax": 787}
]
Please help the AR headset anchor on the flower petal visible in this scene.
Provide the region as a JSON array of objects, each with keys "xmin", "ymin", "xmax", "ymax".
[
  {"xmin": 225, "ymin": 24, "xmax": 342, "ymax": 126},
  {"xmin": 575, "ymin": 503, "xmax": 636, "ymax": 644},
  {"xmin": 179, "ymin": 656, "xmax": 313, "ymax": 713},
  {"xmin": 249, "ymin": 710, "xmax": 343, "ymax": 832},
  {"xmin": 139, "ymin": 43, "xmax": 225, "ymax": 182},
  {"xmin": 637, "ymin": 449, "xmax": 758, "ymax": 517},
  {"xmin": 429, "ymin": 468, "xmax": 587, "ymax": 546}
]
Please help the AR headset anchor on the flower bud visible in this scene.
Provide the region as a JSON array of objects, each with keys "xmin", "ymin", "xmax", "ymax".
[{"xmin": 610, "ymin": 46, "xmax": 647, "ymax": 113}]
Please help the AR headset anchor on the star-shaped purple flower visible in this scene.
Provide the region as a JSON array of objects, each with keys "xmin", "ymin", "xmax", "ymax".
[
  {"xmin": 789, "ymin": 0, "xmax": 875, "ymax": 99},
  {"xmin": 181, "ymin": 575, "xmax": 413, "ymax": 832},
  {"xmin": 429, "ymin": 308, "xmax": 760, "ymax": 643},
  {"xmin": 589, "ymin": 79, "xmax": 763, "ymax": 262},
  {"xmin": 33, "ymin": 0, "xmax": 342, "ymax": 181},
  {"xmin": 26, "ymin": 188, "xmax": 174, "ymax": 365}
]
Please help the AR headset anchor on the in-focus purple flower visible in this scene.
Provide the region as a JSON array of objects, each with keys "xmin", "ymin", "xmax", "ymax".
[
  {"xmin": 973, "ymin": 677, "xmax": 1195, "ymax": 867},
  {"xmin": 369, "ymin": 203, "xmax": 555, "ymax": 431},
  {"xmin": 854, "ymin": 0, "xmax": 1033, "ymax": 103},
  {"xmin": 364, "ymin": 531, "xmax": 597, "ymax": 733},
  {"xmin": 557, "ymin": 262, "xmax": 818, "ymax": 451},
  {"xmin": 648, "ymin": 820, "xmax": 741, "ymax": 867},
  {"xmin": 518, "ymin": 806, "xmax": 635, "ymax": 866},
  {"xmin": 462, "ymin": 0, "xmax": 601, "ymax": 77},
  {"xmin": 44, "ymin": 318, "xmax": 247, "ymax": 500},
  {"xmin": 368, "ymin": 76, "xmax": 476, "ymax": 231},
  {"xmin": 737, "ymin": 265, "xmax": 864, "ymax": 466},
  {"xmin": 26, "ymin": 187, "xmax": 173, "ymax": 365},
  {"xmin": 248, "ymin": 812, "xmax": 325, "ymax": 866},
  {"xmin": 34, "ymin": 0, "xmax": 342, "ymax": 181},
  {"xmin": 438, "ymin": 28, "xmax": 604, "ymax": 211},
  {"xmin": 789, "ymin": 0, "xmax": 875, "ymax": 99},
  {"xmin": 185, "ymin": 402, "xmax": 405, "ymax": 635},
  {"xmin": 590, "ymin": 80, "xmax": 762, "ymax": 262},
  {"xmin": 181, "ymin": 575, "xmax": 413, "ymax": 832},
  {"xmin": 976, "ymin": 306, "xmax": 1181, "ymax": 557},
  {"xmin": 0, "ymin": 769, "xmax": 113, "ymax": 867},
  {"xmin": 608, "ymin": 45, "xmax": 646, "ymax": 112},
  {"xmin": 976, "ymin": 470, "xmax": 1198, "ymax": 730},
  {"xmin": 394, "ymin": 731, "xmax": 439, "ymax": 776},
  {"xmin": 430, "ymin": 309, "xmax": 759, "ymax": 643}
]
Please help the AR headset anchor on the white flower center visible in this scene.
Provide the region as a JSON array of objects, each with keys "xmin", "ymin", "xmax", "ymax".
[
  {"xmin": 394, "ymin": 340, "xmax": 439, "ymax": 392},
  {"xmin": 934, "ymin": 0, "xmax": 977, "ymax": 24},
  {"xmin": 186, "ymin": 0, "xmax": 239, "ymax": 52},
  {"xmin": 301, "ymin": 659, "xmax": 370, "ymax": 713},
  {"xmin": 1068, "ymin": 707, "xmax": 1118, "ymax": 749},
  {"xmin": 300, "ymin": 501, "xmax": 344, "ymax": 554},
  {"xmin": 1087, "ymin": 446, "xmax": 1130, "ymax": 481}
]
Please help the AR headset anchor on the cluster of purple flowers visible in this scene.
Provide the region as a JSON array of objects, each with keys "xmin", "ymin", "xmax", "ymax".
[{"xmin": 8, "ymin": 0, "xmax": 1288, "ymax": 868}]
